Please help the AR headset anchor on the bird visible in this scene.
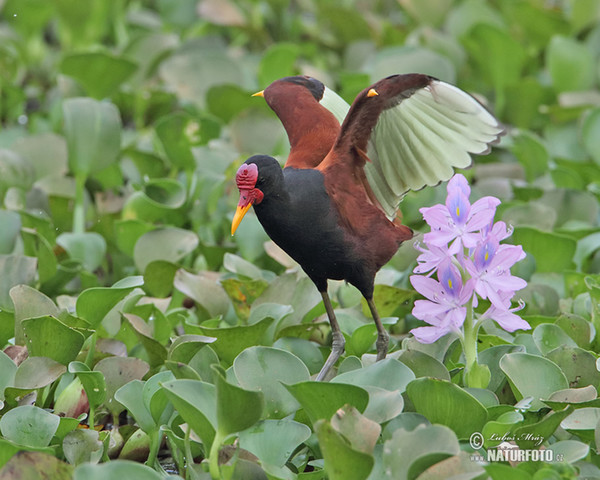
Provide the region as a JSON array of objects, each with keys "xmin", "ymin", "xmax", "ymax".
[{"xmin": 231, "ymin": 74, "xmax": 503, "ymax": 381}]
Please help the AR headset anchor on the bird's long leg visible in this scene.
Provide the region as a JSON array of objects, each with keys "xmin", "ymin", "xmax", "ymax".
[
  {"xmin": 315, "ymin": 291, "xmax": 345, "ymax": 381},
  {"xmin": 366, "ymin": 297, "xmax": 389, "ymax": 361}
]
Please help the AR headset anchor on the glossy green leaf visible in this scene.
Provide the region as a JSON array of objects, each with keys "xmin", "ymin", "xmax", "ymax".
[
  {"xmin": 13, "ymin": 356, "xmax": 66, "ymax": 390},
  {"xmin": 258, "ymin": 43, "xmax": 300, "ymax": 87},
  {"xmin": 546, "ymin": 346, "xmax": 600, "ymax": 389},
  {"xmin": 155, "ymin": 112, "xmax": 196, "ymax": 170},
  {"xmin": 532, "ymin": 323, "xmax": 577, "ymax": 355},
  {"xmin": 161, "ymin": 379, "xmax": 217, "ymax": 449},
  {"xmin": 134, "ymin": 229, "xmax": 198, "ymax": 273},
  {"xmin": 500, "ymin": 352, "xmax": 569, "ymax": 411},
  {"xmin": 73, "ymin": 460, "xmax": 165, "ymax": 480},
  {"xmin": 330, "ymin": 404, "xmax": 381, "ymax": 454},
  {"xmin": 406, "ymin": 378, "xmax": 487, "ymax": 439},
  {"xmin": 233, "ymin": 346, "xmax": 309, "ymax": 418},
  {"xmin": 547, "ymin": 35, "xmax": 596, "ymax": 93},
  {"xmin": 10, "ymin": 284, "xmax": 59, "ymax": 345},
  {"xmin": 285, "ymin": 381, "xmax": 369, "ymax": 425},
  {"xmin": 22, "ymin": 316, "xmax": 84, "ymax": 365},
  {"xmin": 63, "ymin": 429, "xmax": 103, "ymax": 466},
  {"xmin": 123, "ymin": 179, "xmax": 186, "ymax": 222},
  {"xmin": 0, "ymin": 255, "xmax": 37, "ymax": 311},
  {"xmin": 333, "ymin": 358, "xmax": 415, "ymax": 392},
  {"xmin": 62, "ymin": 98, "xmax": 121, "ymax": 176},
  {"xmin": 238, "ymin": 419, "xmax": 311, "ymax": 468},
  {"xmin": 314, "ymin": 419, "xmax": 374, "ymax": 480},
  {"xmin": 68, "ymin": 362, "xmax": 106, "ymax": 413},
  {"xmin": 397, "ymin": 350, "xmax": 450, "ymax": 381},
  {"xmin": 75, "ymin": 279, "xmax": 143, "ymax": 328},
  {"xmin": 215, "ymin": 366, "xmax": 264, "ymax": 436},
  {"xmin": 0, "ymin": 405, "xmax": 60, "ymax": 448},
  {"xmin": 56, "ymin": 232, "xmax": 107, "ymax": 272},
  {"xmin": 382, "ymin": 424, "xmax": 460, "ymax": 480},
  {"xmin": 511, "ymin": 227, "xmax": 576, "ymax": 273},
  {"xmin": 60, "ymin": 52, "xmax": 137, "ymax": 99},
  {"xmin": 194, "ymin": 317, "xmax": 274, "ymax": 364},
  {"xmin": 93, "ymin": 357, "xmax": 150, "ymax": 417},
  {"xmin": 114, "ymin": 380, "xmax": 155, "ymax": 433}
]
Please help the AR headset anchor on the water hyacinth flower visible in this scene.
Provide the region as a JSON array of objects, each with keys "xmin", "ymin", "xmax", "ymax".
[{"xmin": 410, "ymin": 174, "xmax": 530, "ymax": 387}]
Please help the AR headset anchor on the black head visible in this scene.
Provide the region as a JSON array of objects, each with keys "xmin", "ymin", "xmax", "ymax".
[{"xmin": 231, "ymin": 155, "xmax": 283, "ymax": 235}]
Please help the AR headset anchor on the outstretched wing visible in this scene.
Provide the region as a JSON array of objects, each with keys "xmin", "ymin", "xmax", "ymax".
[{"xmin": 321, "ymin": 74, "xmax": 504, "ymax": 218}]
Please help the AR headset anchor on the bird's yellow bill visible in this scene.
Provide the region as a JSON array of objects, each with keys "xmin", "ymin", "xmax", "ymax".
[
  {"xmin": 367, "ymin": 88, "xmax": 379, "ymax": 97},
  {"xmin": 252, "ymin": 90, "xmax": 265, "ymax": 97},
  {"xmin": 231, "ymin": 203, "xmax": 252, "ymax": 235}
]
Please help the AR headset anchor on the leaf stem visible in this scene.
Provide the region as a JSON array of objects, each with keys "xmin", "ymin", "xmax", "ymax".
[
  {"xmin": 462, "ymin": 296, "xmax": 478, "ymax": 385},
  {"xmin": 73, "ymin": 172, "xmax": 87, "ymax": 234},
  {"xmin": 208, "ymin": 431, "xmax": 224, "ymax": 480}
]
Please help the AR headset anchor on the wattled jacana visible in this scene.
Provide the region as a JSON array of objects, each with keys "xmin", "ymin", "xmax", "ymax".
[{"xmin": 231, "ymin": 74, "xmax": 503, "ymax": 380}]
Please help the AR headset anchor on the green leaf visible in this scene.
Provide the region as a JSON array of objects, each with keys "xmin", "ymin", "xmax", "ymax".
[
  {"xmin": 0, "ymin": 210, "xmax": 20, "ymax": 254},
  {"xmin": 62, "ymin": 429, "xmax": 103, "ymax": 466},
  {"xmin": 22, "ymin": 316, "xmax": 85, "ymax": 365},
  {"xmin": 68, "ymin": 362, "xmax": 106, "ymax": 413},
  {"xmin": 134, "ymin": 229, "xmax": 199, "ymax": 273},
  {"xmin": 513, "ymin": 406, "xmax": 573, "ymax": 449},
  {"xmin": 397, "ymin": 350, "xmax": 450, "ymax": 381},
  {"xmin": 547, "ymin": 35, "xmax": 596, "ymax": 93},
  {"xmin": 168, "ymin": 334, "xmax": 216, "ymax": 364},
  {"xmin": 123, "ymin": 178, "xmax": 186, "ymax": 222},
  {"xmin": 142, "ymin": 260, "xmax": 178, "ymax": 298},
  {"xmin": 547, "ymin": 440, "xmax": 590, "ymax": 463},
  {"xmin": 194, "ymin": 317, "xmax": 274, "ymax": 365},
  {"xmin": 159, "ymin": 49, "xmax": 245, "ymax": 109},
  {"xmin": 499, "ymin": 352, "xmax": 569, "ymax": 411},
  {"xmin": 10, "ymin": 284, "xmax": 59, "ymax": 346},
  {"xmin": 0, "ymin": 255, "xmax": 37, "ymax": 311},
  {"xmin": 0, "ymin": 350, "xmax": 17, "ymax": 401},
  {"xmin": 238, "ymin": 419, "xmax": 311, "ymax": 468},
  {"xmin": 93, "ymin": 357, "xmax": 150, "ymax": 418},
  {"xmin": 122, "ymin": 314, "xmax": 168, "ymax": 368},
  {"xmin": 0, "ymin": 405, "xmax": 60, "ymax": 448},
  {"xmin": 406, "ymin": 378, "xmax": 488, "ymax": 439},
  {"xmin": 56, "ymin": 232, "xmax": 107, "ymax": 272},
  {"xmin": 382, "ymin": 424, "xmax": 460, "ymax": 480},
  {"xmin": 62, "ymin": 98, "xmax": 121, "ymax": 177},
  {"xmin": 115, "ymin": 380, "xmax": 155, "ymax": 434},
  {"xmin": 161, "ymin": 379, "xmax": 217, "ymax": 449},
  {"xmin": 511, "ymin": 227, "xmax": 576, "ymax": 273},
  {"xmin": 206, "ymin": 84, "xmax": 258, "ymax": 123},
  {"xmin": 258, "ymin": 43, "xmax": 300, "ymax": 87},
  {"xmin": 21, "ymin": 227, "xmax": 58, "ymax": 284},
  {"xmin": 332, "ymin": 358, "xmax": 415, "ymax": 392},
  {"xmin": 581, "ymin": 107, "xmax": 600, "ymax": 166},
  {"xmin": 546, "ymin": 346, "xmax": 600, "ymax": 389},
  {"xmin": 60, "ymin": 52, "xmax": 137, "ymax": 99},
  {"xmin": 155, "ymin": 112, "xmax": 196, "ymax": 170},
  {"xmin": 214, "ymin": 366, "xmax": 264, "ymax": 436},
  {"xmin": 73, "ymin": 460, "xmax": 165, "ymax": 480},
  {"xmin": 233, "ymin": 347, "xmax": 309, "ymax": 419},
  {"xmin": 76, "ymin": 279, "xmax": 143, "ymax": 328},
  {"xmin": 330, "ymin": 405, "xmax": 381, "ymax": 455},
  {"xmin": 369, "ymin": 46, "xmax": 456, "ymax": 84},
  {"xmin": 398, "ymin": 0, "xmax": 452, "ymax": 26},
  {"xmin": 314, "ymin": 419, "xmax": 374, "ymax": 480},
  {"xmin": 285, "ymin": 381, "xmax": 369, "ymax": 425},
  {"xmin": 532, "ymin": 323, "xmax": 577, "ymax": 355}
]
